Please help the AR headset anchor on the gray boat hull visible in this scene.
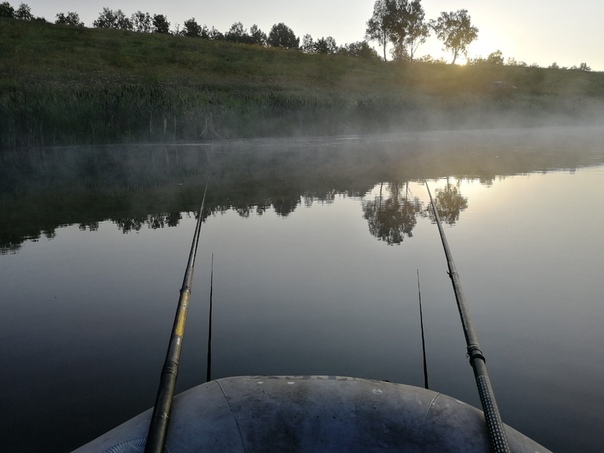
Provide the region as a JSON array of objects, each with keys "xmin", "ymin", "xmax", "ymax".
[{"xmin": 74, "ymin": 376, "xmax": 551, "ymax": 452}]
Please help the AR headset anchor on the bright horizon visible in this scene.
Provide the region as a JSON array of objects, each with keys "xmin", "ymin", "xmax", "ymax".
[{"xmin": 15, "ymin": 0, "xmax": 604, "ymax": 71}]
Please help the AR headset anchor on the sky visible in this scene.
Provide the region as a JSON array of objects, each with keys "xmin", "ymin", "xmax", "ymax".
[{"xmin": 17, "ymin": 0, "xmax": 604, "ymax": 71}]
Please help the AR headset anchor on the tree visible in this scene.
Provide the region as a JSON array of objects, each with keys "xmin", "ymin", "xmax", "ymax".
[
  {"xmin": 390, "ymin": 43, "xmax": 409, "ymax": 61},
  {"xmin": 152, "ymin": 14, "xmax": 170, "ymax": 34},
  {"xmin": 472, "ymin": 49, "xmax": 503, "ymax": 65},
  {"xmin": 249, "ymin": 24, "xmax": 267, "ymax": 46},
  {"xmin": 267, "ymin": 23, "xmax": 299, "ymax": 49},
  {"xmin": 15, "ymin": 2, "xmax": 32, "ymax": 20},
  {"xmin": 578, "ymin": 62, "xmax": 591, "ymax": 71},
  {"xmin": 182, "ymin": 17, "xmax": 205, "ymax": 38},
  {"xmin": 314, "ymin": 36, "xmax": 338, "ymax": 54},
  {"xmin": 0, "ymin": 1, "xmax": 14, "ymax": 18},
  {"xmin": 486, "ymin": 49, "xmax": 504, "ymax": 65},
  {"xmin": 339, "ymin": 41, "xmax": 380, "ymax": 59},
  {"xmin": 387, "ymin": 0, "xmax": 428, "ymax": 60},
  {"xmin": 131, "ymin": 11, "xmax": 152, "ymax": 33},
  {"xmin": 366, "ymin": 0, "xmax": 390, "ymax": 61},
  {"xmin": 431, "ymin": 10, "xmax": 478, "ymax": 64},
  {"xmin": 55, "ymin": 12, "xmax": 83, "ymax": 27},
  {"xmin": 401, "ymin": 0, "xmax": 429, "ymax": 59},
  {"xmin": 93, "ymin": 8, "xmax": 132, "ymax": 30},
  {"xmin": 226, "ymin": 22, "xmax": 251, "ymax": 43},
  {"xmin": 208, "ymin": 26, "xmax": 224, "ymax": 41},
  {"xmin": 301, "ymin": 34, "xmax": 315, "ymax": 53},
  {"xmin": 367, "ymin": 0, "xmax": 429, "ymax": 61}
]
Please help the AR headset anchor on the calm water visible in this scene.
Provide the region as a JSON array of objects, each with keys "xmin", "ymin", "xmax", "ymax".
[{"xmin": 1, "ymin": 128, "xmax": 604, "ymax": 452}]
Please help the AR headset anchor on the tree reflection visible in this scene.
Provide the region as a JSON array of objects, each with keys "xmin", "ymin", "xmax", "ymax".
[
  {"xmin": 426, "ymin": 179, "xmax": 468, "ymax": 225},
  {"xmin": 272, "ymin": 195, "xmax": 300, "ymax": 217},
  {"xmin": 115, "ymin": 216, "xmax": 147, "ymax": 233},
  {"xmin": 363, "ymin": 182, "xmax": 422, "ymax": 245},
  {"xmin": 79, "ymin": 221, "xmax": 99, "ymax": 231}
]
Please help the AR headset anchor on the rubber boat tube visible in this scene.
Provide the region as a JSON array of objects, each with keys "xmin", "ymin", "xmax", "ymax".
[{"xmin": 74, "ymin": 376, "xmax": 551, "ymax": 453}]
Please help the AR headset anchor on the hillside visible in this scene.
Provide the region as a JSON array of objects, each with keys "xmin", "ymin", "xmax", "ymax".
[{"xmin": 2, "ymin": 18, "xmax": 604, "ymax": 148}]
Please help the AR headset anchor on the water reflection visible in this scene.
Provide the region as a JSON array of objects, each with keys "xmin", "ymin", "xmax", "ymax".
[
  {"xmin": 363, "ymin": 182, "xmax": 423, "ymax": 245},
  {"xmin": 426, "ymin": 179, "xmax": 469, "ymax": 225},
  {"xmin": 2, "ymin": 127, "xmax": 604, "ymax": 254}
]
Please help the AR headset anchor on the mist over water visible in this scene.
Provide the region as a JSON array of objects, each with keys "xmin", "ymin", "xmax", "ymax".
[{"xmin": 1, "ymin": 127, "xmax": 604, "ymax": 452}]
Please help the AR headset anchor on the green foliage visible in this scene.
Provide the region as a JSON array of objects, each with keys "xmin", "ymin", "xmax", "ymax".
[
  {"xmin": 366, "ymin": 0, "xmax": 390, "ymax": 61},
  {"xmin": 268, "ymin": 23, "xmax": 299, "ymax": 50},
  {"xmin": 430, "ymin": 9, "xmax": 478, "ymax": 64},
  {"xmin": 55, "ymin": 12, "xmax": 83, "ymax": 27},
  {"xmin": 152, "ymin": 14, "xmax": 170, "ymax": 34},
  {"xmin": 14, "ymin": 2, "xmax": 31, "ymax": 20},
  {"xmin": 313, "ymin": 36, "xmax": 338, "ymax": 54},
  {"xmin": 1, "ymin": 18, "xmax": 603, "ymax": 149},
  {"xmin": 486, "ymin": 50, "xmax": 503, "ymax": 65},
  {"xmin": 0, "ymin": 1, "xmax": 14, "ymax": 18},
  {"xmin": 131, "ymin": 11, "xmax": 152, "ymax": 32},
  {"xmin": 339, "ymin": 41, "xmax": 380, "ymax": 59},
  {"xmin": 93, "ymin": 8, "xmax": 132, "ymax": 30},
  {"xmin": 182, "ymin": 17, "xmax": 207, "ymax": 38},
  {"xmin": 249, "ymin": 25, "xmax": 267, "ymax": 46},
  {"xmin": 366, "ymin": 0, "xmax": 429, "ymax": 61},
  {"xmin": 471, "ymin": 50, "xmax": 504, "ymax": 66},
  {"xmin": 387, "ymin": 0, "xmax": 429, "ymax": 59}
]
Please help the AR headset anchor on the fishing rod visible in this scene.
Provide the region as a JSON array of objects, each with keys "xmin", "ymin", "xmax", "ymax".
[
  {"xmin": 206, "ymin": 254, "xmax": 214, "ymax": 383},
  {"xmin": 416, "ymin": 270, "xmax": 429, "ymax": 390},
  {"xmin": 425, "ymin": 181, "xmax": 510, "ymax": 453},
  {"xmin": 145, "ymin": 184, "xmax": 208, "ymax": 453}
]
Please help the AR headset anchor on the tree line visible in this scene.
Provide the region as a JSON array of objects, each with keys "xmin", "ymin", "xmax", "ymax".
[
  {"xmin": 0, "ymin": 0, "xmax": 592, "ymax": 69},
  {"xmin": 366, "ymin": 0, "xmax": 477, "ymax": 63}
]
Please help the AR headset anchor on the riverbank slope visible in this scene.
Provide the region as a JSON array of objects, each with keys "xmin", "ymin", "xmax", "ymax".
[{"xmin": 2, "ymin": 18, "xmax": 603, "ymax": 148}]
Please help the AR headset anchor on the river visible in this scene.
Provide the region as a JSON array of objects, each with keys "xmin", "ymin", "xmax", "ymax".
[{"xmin": 1, "ymin": 127, "xmax": 603, "ymax": 452}]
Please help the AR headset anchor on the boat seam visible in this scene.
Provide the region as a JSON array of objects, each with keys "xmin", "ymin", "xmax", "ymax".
[
  {"xmin": 422, "ymin": 392, "xmax": 441, "ymax": 422},
  {"xmin": 215, "ymin": 379, "xmax": 248, "ymax": 453}
]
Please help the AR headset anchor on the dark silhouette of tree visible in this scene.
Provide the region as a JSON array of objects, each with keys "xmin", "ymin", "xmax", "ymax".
[
  {"xmin": 301, "ymin": 34, "xmax": 314, "ymax": 53},
  {"xmin": 0, "ymin": 2, "xmax": 14, "ymax": 18},
  {"xmin": 93, "ymin": 8, "xmax": 132, "ymax": 30},
  {"xmin": 79, "ymin": 221, "xmax": 99, "ymax": 231},
  {"xmin": 268, "ymin": 23, "xmax": 299, "ymax": 50},
  {"xmin": 249, "ymin": 25, "xmax": 267, "ymax": 45},
  {"xmin": 396, "ymin": 0, "xmax": 429, "ymax": 60},
  {"xmin": 272, "ymin": 195, "xmax": 300, "ymax": 217},
  {"xmin": 367, "ymin": 0, "xmax": 429, "ymax": 61},
  {"xmin": 486, "ymin": 49, "xmax": 504, "ymax": 65},
  {"xmin": 225, "ymin": 22, "xmax": 253, "ymax": 43},
  {"xmin": 55, "ymin": 12, "xmax": 83, "ymax": 27},
  {"xmin": 166, "ymin": 211, "xmax": 182, "ymax": 227},
  {"xmin": 152, "ymin": 14, "xmax": 170, "ymax": 34},
  {"xmin": 426, "ymin": 179, "xmax": 468, "ymax": 225},
  {"xmin": 366, "ymin": 0, "xmax": 390, "ymax": 61},
  {"xmin": 116, "ymin": 216, "xmax": 146, "ymax": 233},
  {"xmin": 431, "ymin": 10, "xmax": 478, "ymax": 64},
  {"xmin": 208, "ymin": 26, "xmax": 224, "ymax": 40},
  {"xmin": 131, "ymin": 11, "xmax": 152, "ymax": 32},
  {"xmin": 148, "ymin": 214, "xmax": 167, "ymax": 229},
  {"xmin": 182, "ymin": 17, "xmax": 208, "ymax": 38},
  {"xmin": 313, "ymin": 36, "xmax": 338, "ymax": 54},
  {"xmin": 338, "ymin": 41, "xmax": 380, "ymax": 59},
  {"xmin": 14, "ymin": 2, "xmax": 32, "ymax": 20},
  {"xmin": 363, "ymin": 182, "xmax": 422, "ymax": 245}
]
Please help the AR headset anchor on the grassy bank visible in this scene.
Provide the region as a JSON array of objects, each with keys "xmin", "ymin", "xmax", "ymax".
[{"xmin": 2, "ymin": 18, "xmax": 604, "ymax": 148}]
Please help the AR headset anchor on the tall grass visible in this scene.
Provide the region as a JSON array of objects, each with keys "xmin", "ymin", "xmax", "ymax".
[{"xmin": 1, "ymin": 18, "xmax": 604, "ymax": 149}]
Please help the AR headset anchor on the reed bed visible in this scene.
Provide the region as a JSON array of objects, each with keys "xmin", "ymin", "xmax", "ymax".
[{"xmin": 1, "ymin": 18, "xmax": 604, "ymax": 149}]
